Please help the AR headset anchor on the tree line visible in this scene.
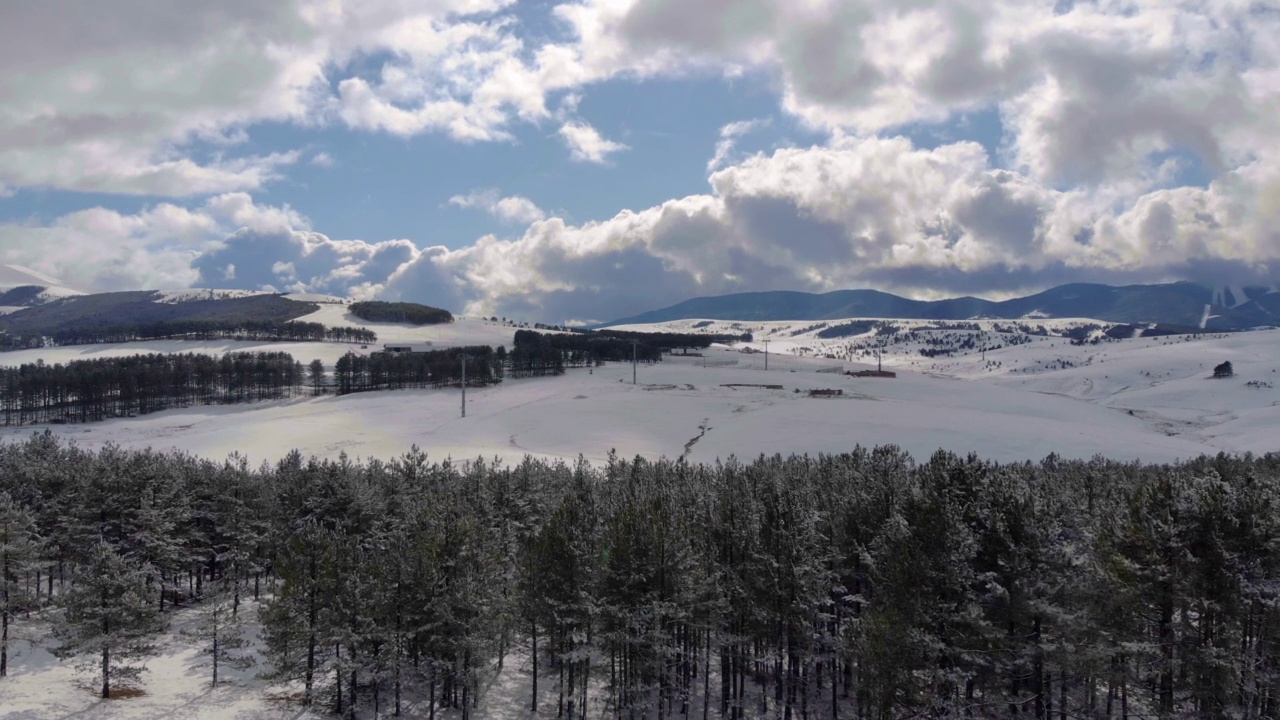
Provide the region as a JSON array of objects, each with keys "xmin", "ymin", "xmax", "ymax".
[
  {"xmin": 511, "ymin": 328, "xmax": 752, "ymax": 376},
  {"xmin": 332, "ymin": 346, "xmax": 503, "ymax": 395},
  {"xmin": 348, "ymin": 301, "xmax": 453, "ymax": 326},
  {"xmin": 0, "ymin": 319, "xmax": 376, "ymax": 351},
  {"xmin": 0, "ymin": 352, "xmax": 308, "ymax": 426},
  {"xmin": 2, "ymin": 434, "xmax": 1278, "ymax": 718}
]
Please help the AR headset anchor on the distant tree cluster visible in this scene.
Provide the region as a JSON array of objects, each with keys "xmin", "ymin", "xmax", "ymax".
[
  {"xmin": 0, "ymin": 319, "xmax": 375, "ymax": 351},
  {"xmin": 2, "ymin": 438, "xmax": 1280, "ymax": 717},
  {"xmin": 348, "ymin": 301, "xmax": 453, "ymax": 326},
  {"xmin": 333, "ymin": 346, "xmax": 501, "ymax": 394},
  {"xmin": 0, "ymin": 352, "xmax": 306, "ymax": 426},
  {"xmin": 511, "ymin": 329, "xmax": 657, "ymax": 373},
  {"xmin": 597, "ymin": 328, "xmax": 752, "ymax": 349},
  {"xmin": 816, "ymin": 320, "xmax": 878, "ymax": 339},
  {"xmin": 509, "ymin": 328, "xmax": 749, "ymax": 377}
]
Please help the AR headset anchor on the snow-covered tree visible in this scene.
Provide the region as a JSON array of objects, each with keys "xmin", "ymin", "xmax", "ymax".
[
  {"xmin": 0, "ymin": 491, "xmax": 43, "ymax": 677},
  {"xmin": 51, "ymin": 541, "xmax": 165, "ymax": 698},
  {"xmin": 185, "ymin": 575, "xmax": 255, "ymax": 687}
]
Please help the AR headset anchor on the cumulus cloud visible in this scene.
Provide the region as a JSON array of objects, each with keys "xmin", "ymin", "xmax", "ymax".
[
  {"xmin": 708, "ymin": 118, "xmax": 771, "ymax": 172},
  {"xmin": 9, "ymin": 0, "xmax": 1273, "ymax": 194},
  {"xmin": 558, "ymin": 122, "xmax": 629, "ymax": 163},
  {"xmin": 449, "ymin": 189, "xmax": 546, "ymax": 224},
  {"xmin": 6, "ymin": 0, "xmax": 1280, "ymax": 321},
  {"xmin": 372, "ymin": 136, "xmax": 1280, "ymax": 322},
  {"xmin": 580, "ymin": 0, "xmax": 1279, "ymax": 186},
  {"xmin": 0, "ymin": 0, "xmax": 564, "ymax": 195}
]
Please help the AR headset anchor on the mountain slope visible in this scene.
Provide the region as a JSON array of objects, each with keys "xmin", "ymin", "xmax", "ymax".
[
  {"xmin": 0, "ymin": 291, "xmax": 319, "ymax": 338},
  {"xmin": 606, "ymin": 282, "xmax": 1276, "ymax": 330}
]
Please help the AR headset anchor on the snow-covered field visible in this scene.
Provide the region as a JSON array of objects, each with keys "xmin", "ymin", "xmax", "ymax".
[
  {"xmin": 0, "ymin": 312, "xmax": 524, "ymax": 369},
  {"xmin": 0, "ymin": 312, "xmax": 1276, "ymax": 467}
]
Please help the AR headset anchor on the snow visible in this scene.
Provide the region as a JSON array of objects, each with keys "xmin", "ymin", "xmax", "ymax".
[
  {"xmin": 292, "ymin": 305, "xmax": 527, "ymax": 349},
  {"xmin": 0, "ymin": 317, "xmax": 522, "ymax": 369},
  {"xmin": 0, "ymin": 599, "xmax": 676, "ymax": 719},
  {"xmin": 2, "ymin": 330, "xmax": 1273, "ymax": 468},
  {"xmin": 151, "ymin": 289, "xmax": 272, "ymax": 304},
  {"xmin": 281, "ymin": 292, "xmax": 348, "ymax": 304},
  {"xmin": 0, "ymin": 263, "xmax": 85, "ymax": 301},
  {"xmin": 1, "ymin": 608, "xmax": 275, "ymax": 719},
  {"xmin": 1, "ymin": 315, "xmax": 1275, "ymax": 468}
]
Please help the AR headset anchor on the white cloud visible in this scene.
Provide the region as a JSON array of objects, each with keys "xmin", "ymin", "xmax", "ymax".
[
  {"xmin": 8, "ymin": 134, "xmax": 1278, "ymax": 320},
  {"xmin": 376, "ymin": 136, "xmax": 1280, "ymax": 321},
  {"xmin": 4, "ymin": 0, "xmax": 1280, "ymax": 318},
  {"xmin": 8, "ymin": 0, "xmax": 1273, "ymax": 195},
  {"xmin": 558, "ymin": 121, "xmax": 628, "ymax": 163},
  {"xmin": 708, "ymin": 118, "xmax": 771, "ymax": 171},
  {"xmin": 449, "ymin": 189, "xmax": 546, "ymax": 224}
]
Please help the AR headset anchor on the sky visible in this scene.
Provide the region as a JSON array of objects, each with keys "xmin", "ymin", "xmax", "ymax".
[{"xmin": 0, "ymin": 0, "xmax": 1277, "ymax": 325}]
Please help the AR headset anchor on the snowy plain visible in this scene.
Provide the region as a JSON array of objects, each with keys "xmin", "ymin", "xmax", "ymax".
[
  {"xmin": 1, "ymin": 307, "xmax": 1274, "ymax": 468},
  {"xmin": 3, "ymin": 301, "xmax": 1280, "ymax": 718}
]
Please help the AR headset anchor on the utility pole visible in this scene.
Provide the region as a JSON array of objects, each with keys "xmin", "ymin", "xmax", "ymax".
[
  {"xmin": 459, "ymin": 353, "xmax": 471, "ymax": 417},
  {"xmin": 631, "ymin": 340, "xmax": 639, "ymax": 385},
  {"xmin": 763, "ymin": 339, "xmax": 770, "ymax": 371}
]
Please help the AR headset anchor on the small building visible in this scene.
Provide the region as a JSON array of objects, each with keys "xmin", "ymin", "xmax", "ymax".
[
  {"xmin": 849, "ymin": 370, "xmax": 896, "ymax": 378},
  {"xmin": 382, "ymin": 342, "xmax": 434, "ymax": 353}
]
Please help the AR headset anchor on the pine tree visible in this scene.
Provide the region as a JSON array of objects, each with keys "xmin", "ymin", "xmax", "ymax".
[
  {"xmin": 185, "ymin": 575, "xmax": 255, "ymax": 686},
  {"xmin": 308, "ymin": 359, "xmax": 326, "ymax": 396},
  {"xmin": 51, "ymin": 541, "xmax": 165, "ymax": 698},
  {"xmin": 0, "ymin": 491, "xmax": 43, "ymax": 677}
]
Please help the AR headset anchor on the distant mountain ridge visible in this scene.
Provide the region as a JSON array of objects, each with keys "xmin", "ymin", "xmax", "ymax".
[{"xmin": 605, "ymin": 282, "xmax": 1280, "ymax": 331}]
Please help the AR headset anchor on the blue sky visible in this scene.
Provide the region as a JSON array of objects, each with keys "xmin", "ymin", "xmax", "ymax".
[{"xmin": 0, "ymin": 0, "xmax": 1274, "ymax": 324}]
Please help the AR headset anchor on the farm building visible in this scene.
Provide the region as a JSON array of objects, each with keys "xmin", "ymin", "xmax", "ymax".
[{"xmin": 382, "ymin": 342, "xmax": 435, "ymax": 353}]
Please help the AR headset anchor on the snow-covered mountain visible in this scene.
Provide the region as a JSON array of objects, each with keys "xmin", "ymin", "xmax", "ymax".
[
  {"xmin": 0, "ymin": 263, "xmax": 85, "ymax": 307},
  {"xmin": 607, "ymin": 282, "xmax": 1280, "ymax": 331}
]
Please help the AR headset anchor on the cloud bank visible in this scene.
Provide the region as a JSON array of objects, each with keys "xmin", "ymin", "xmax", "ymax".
[
  {"xmin": 1, "ymin": 0, "xmax": 1278, "ymax": 322},
  {"xmin": 9, "ymin": 133, "xmax": 1276, "ymax": 323}
]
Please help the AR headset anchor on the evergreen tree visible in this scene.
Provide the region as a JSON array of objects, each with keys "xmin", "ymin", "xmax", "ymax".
[
  {"xmin": 308, "ymin": 359, "xmax": 326, "ymax": 396},
  {"xmin": 185, "ymin": 575, "xmax": 255, "ymax": 686},
  {"xmin": 51, "ymin": 542, "xmax": 165, "ymax": 698},
  {"xmin": 0, "ymin": 491, "xmax": 43, "ymax": 677}
]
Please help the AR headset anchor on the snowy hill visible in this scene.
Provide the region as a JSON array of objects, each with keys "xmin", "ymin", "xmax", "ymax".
[
  {"xmin": 607, "ymin": 282, "xmax": 1280, "ymax": 331},
  {"xmin": 0, "ymin": 263, "xmax": 81, "ymax": 291},
  {"xmin": 0, "ymin": 264, "xmax": 86, "ymax": 313},
  {"xmin": 0, "ymin": 310, "xmax": 1275, "ymax": 467}
]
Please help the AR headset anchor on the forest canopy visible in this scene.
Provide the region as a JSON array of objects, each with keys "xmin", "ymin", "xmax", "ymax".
[
  {"xmin": 3, "ymin": 436, "xmax": 1278, "ymax": 717},
  {"xmin": 348, "ymin": 301, "xmax": 453, "ymax": 325}
]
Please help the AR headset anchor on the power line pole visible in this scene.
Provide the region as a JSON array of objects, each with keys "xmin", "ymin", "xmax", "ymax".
[
  {"xmin": 459, "ymin": 353, "xmax": 471, "ymax": 418},
  {"xmin": 631, "ymin": 340, "xmax": 639, "ymax": 385},
  {"xmin": 763, "ymin": 339, "xmax": 770, "ymax": 371}
]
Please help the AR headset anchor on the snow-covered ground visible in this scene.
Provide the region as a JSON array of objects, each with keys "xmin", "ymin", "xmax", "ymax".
[
  {"xmin": 0, "ymin": 314, "xmax": 525, "ymax": 369},
  {"xmin": 0, "ymin": 597, "xmax": 568, "ymax": 719},
  {"xmin": 150, "ymin": 289, "xmax": 272, "ymax": 303},
  {"xmin": 0, "ymin": 317, "xmax": 1276, "ymax": 467}
]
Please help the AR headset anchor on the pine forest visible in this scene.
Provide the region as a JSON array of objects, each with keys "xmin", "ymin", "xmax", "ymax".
[{"xmin": 1, "ymin": 432, "xmax": 1278, "ymax": 718}]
